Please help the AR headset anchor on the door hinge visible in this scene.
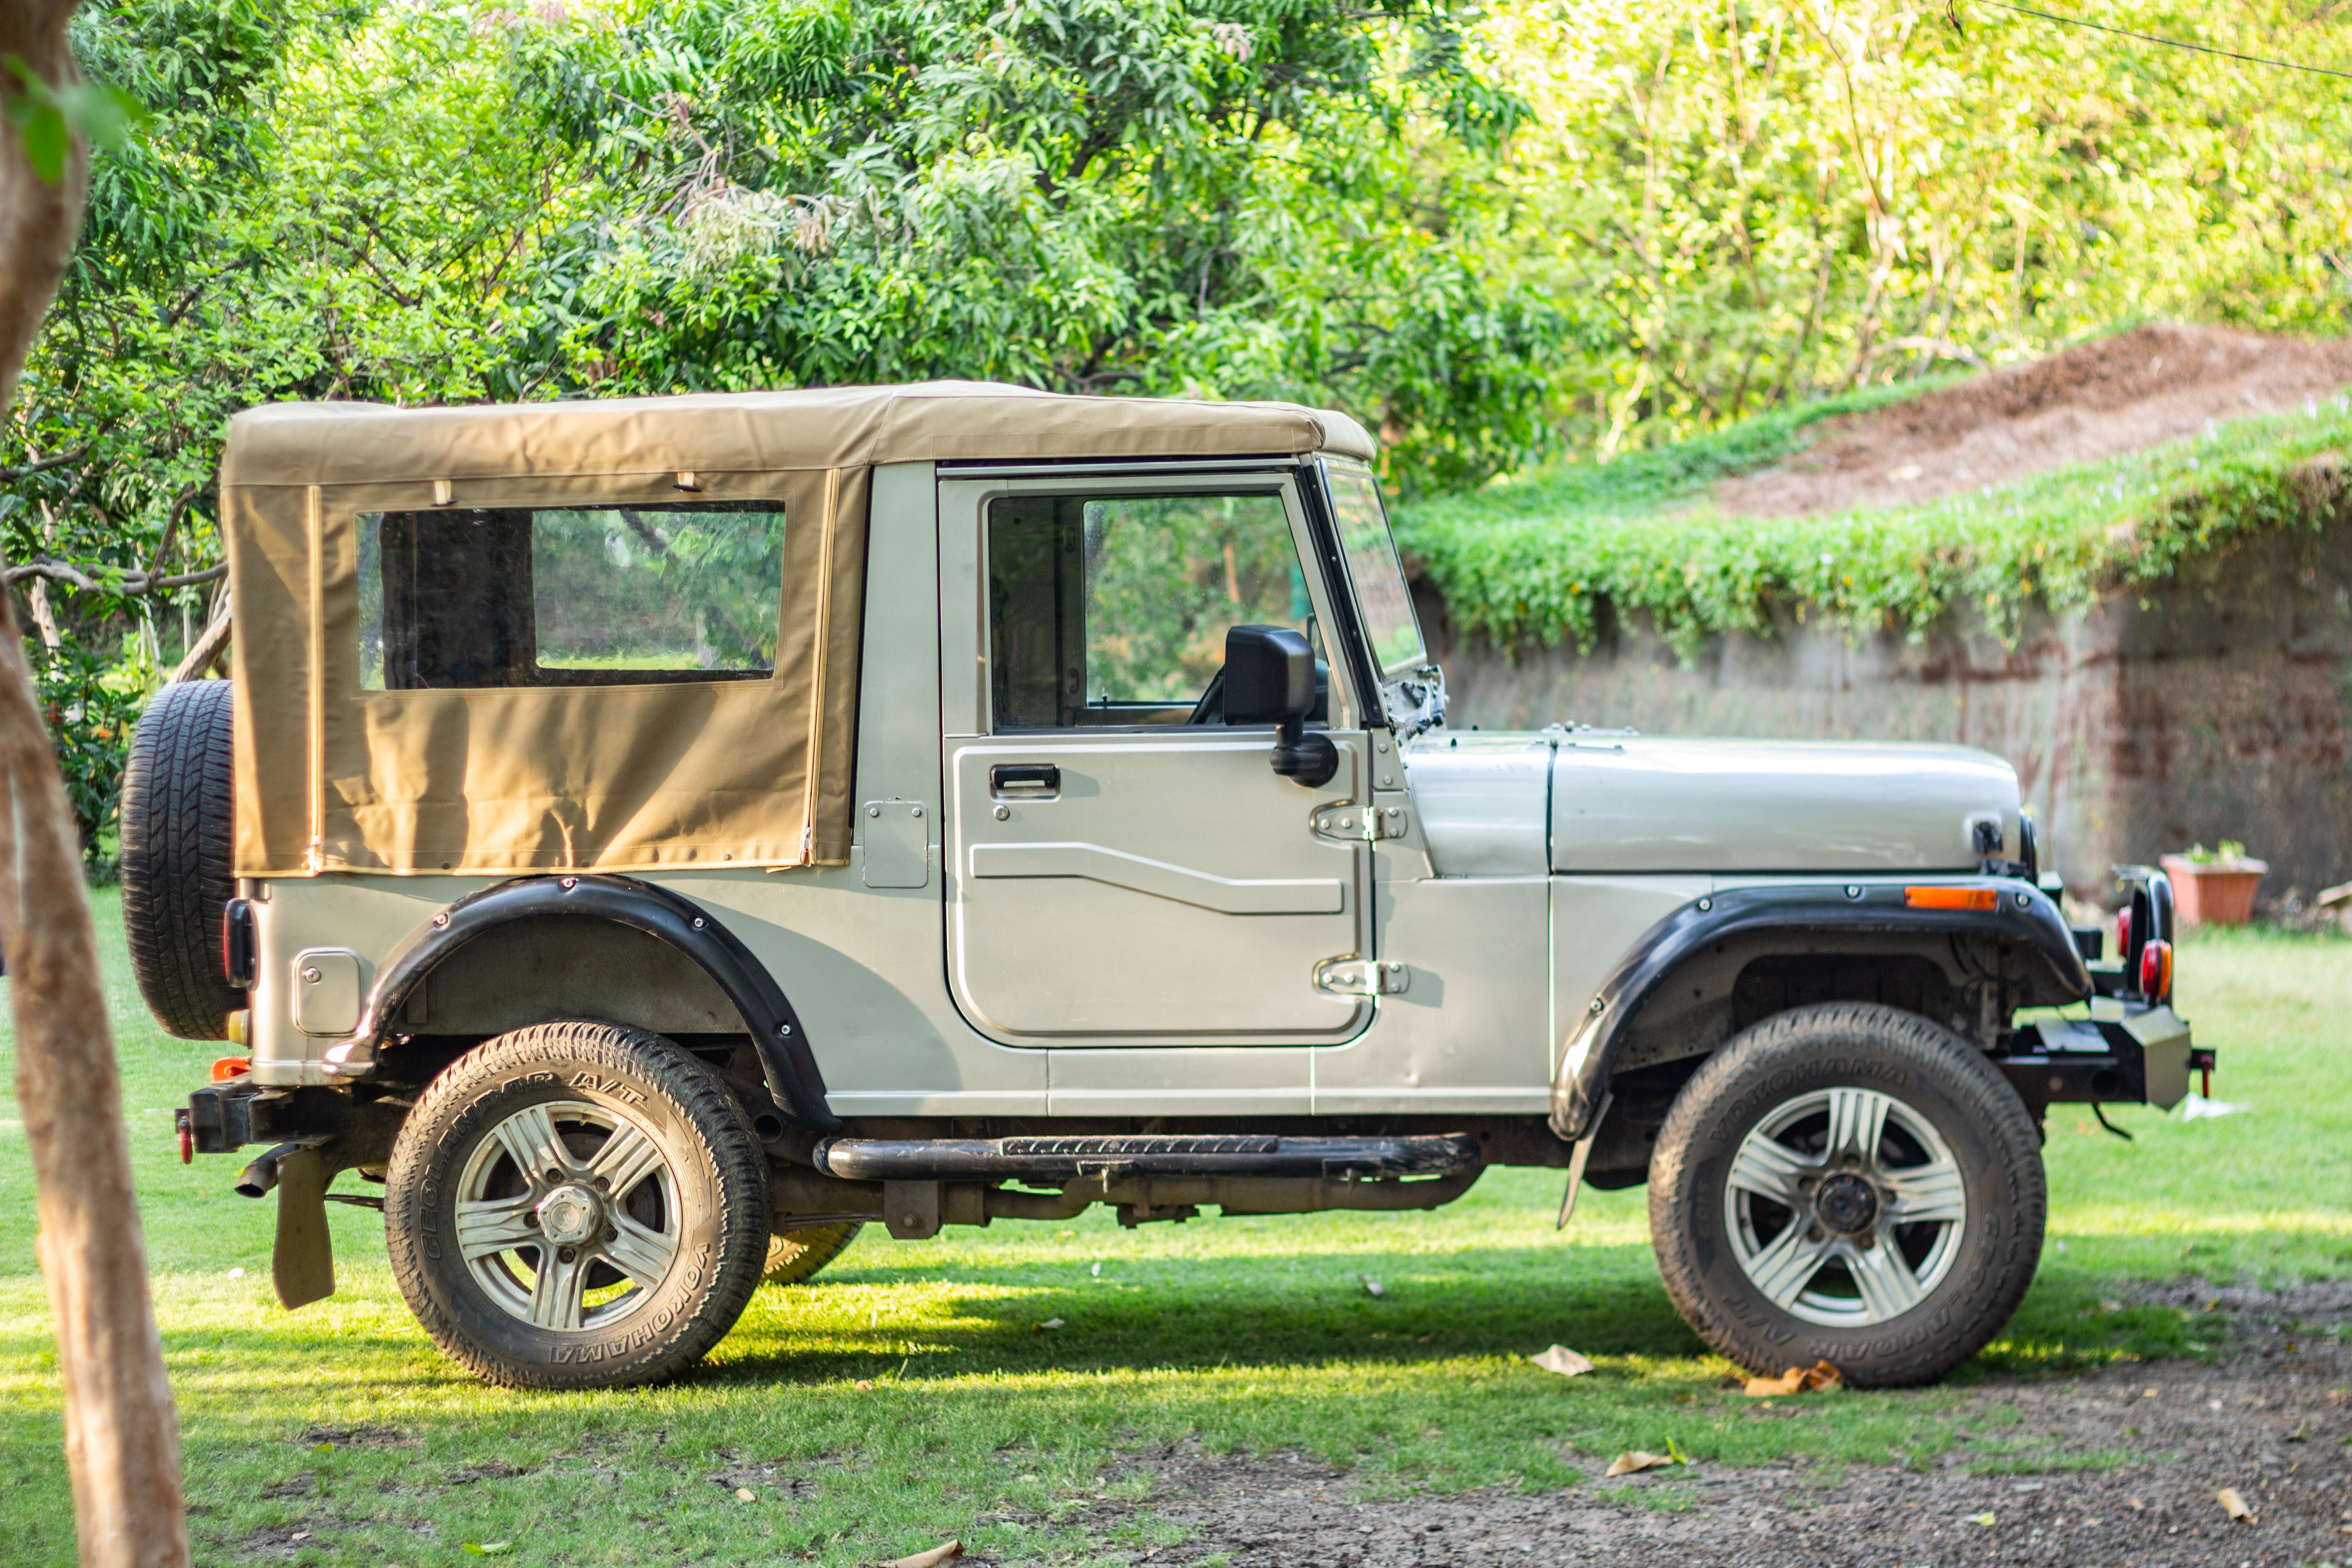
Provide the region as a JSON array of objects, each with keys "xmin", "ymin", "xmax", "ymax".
[
  {"xmin": 1314, "ymin": 956, "xmax": 1410, "ymax": 997},
  {"xmin": 1311, "ymin": 802, "xmax": 1408, "ymax": 843}
]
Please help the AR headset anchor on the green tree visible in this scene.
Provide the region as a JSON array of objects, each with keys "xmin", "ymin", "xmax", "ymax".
[
  {"xmin": 503, "ymin": 0, "xmax": 1559, "ymax": 491},
  {"xmin": 1482, "ymin": 0, "xmax": 2352, "ymax": 448}
]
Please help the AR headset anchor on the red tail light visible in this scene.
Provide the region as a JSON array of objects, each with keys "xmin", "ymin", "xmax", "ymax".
[
  {"xmin": 2116, "ymin": 907, "xmax": 2132, "ymax": 957},
  {"xmin": 2139, "ymin": 938, "xmax": 2173, "ymax": 1002}
]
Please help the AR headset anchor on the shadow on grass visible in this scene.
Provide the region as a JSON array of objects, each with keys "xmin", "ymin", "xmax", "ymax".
[
  {"xmin": 710, "ymin": 1242, "xmax": 1707, "ymax": 1386},
  {"xmin": 1984, "ymin": 1270, "xmax": 2238, "ymax": 1377},
  {"xmin": 0, "ymin": 1233, "xmax": 2282, "ymax": 1401},
  {"xmin": 0, "ymin": 1243, "xmax": 1704, "ymax": 1393}
]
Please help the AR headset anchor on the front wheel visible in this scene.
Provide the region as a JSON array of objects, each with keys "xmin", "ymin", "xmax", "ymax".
[
  {"xmin": 384, "ymin": 1021, "xmax": 772, "ymax": 1390},
  {"xmin": 1647, "ymin": 1001, "xmax": 2045, "ymax": 1387}
]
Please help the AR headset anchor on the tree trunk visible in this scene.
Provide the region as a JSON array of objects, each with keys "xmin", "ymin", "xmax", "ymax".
[
  {"xmin": 0, "ymin": 6, "xmax": 85, "ymax": 414},
  {"xmin": 0, "ymin": 5, "xmax": 193, "ymax": 1566},
  {"xmin": 27, "ymin": 570, "xmax": 64, "ymax": 651}
]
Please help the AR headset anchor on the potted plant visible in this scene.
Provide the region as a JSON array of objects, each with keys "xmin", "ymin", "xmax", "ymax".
[{"xmin": 2160, "ymin": 841, "xmax": 2269, "ymax": 926}]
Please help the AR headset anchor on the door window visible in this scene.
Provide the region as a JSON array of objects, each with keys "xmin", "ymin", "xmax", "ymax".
[{"xmin": 988, "ymin": 490, "xmax": 1318, "ymax": 729}]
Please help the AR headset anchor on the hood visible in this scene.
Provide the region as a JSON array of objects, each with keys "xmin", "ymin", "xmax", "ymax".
[
  {"xmin": 1404, "ymin": 731, "xmax": 2022, "ymax": 877},
  {"xmin": 1552, "ymin": 735, "xmax": 2018, "ymax": 873}
]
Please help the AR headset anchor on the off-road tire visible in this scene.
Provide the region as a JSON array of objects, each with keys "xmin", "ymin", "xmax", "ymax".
[
  {"xmin": 120, "ymin": 678, "xmax": 239, "ymax": 1039},
  {"xmin": 384, "ymin": 1022, "xmax": 771, "ymax": 1390},
  {"xmin": 762, "ymin": 1222, "xmax": 863, "ymax": 1287},
  {"xmin": 1647, "ymin": 1002, "xmax": 2045, "ymax": 1387}
]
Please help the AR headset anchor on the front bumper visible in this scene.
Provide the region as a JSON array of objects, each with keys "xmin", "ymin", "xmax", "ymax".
[{"xmin": 2001, "ymin": 1005, "xmax": 2202, "ymax": 1113}]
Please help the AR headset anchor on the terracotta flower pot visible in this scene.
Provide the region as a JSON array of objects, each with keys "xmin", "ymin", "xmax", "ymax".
[{"xmin": 2160, "ymin": 854, "xmax": 2268, "ymax": 926}]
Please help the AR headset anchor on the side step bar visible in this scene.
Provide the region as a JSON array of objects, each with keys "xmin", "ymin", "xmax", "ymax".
[{"xmin": 813, "ymin": 1132, "xmax": 1481, "ymax": 1182}]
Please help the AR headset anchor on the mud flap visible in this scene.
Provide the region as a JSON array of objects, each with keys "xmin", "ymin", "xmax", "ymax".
[
  {"xmin": 272, "ymin": 1147, "xmax": 336, "ymax": 1308},
  {"xmin": 1556, "ymin": 1090, "xmax": 1614, "ymax": 1232}
]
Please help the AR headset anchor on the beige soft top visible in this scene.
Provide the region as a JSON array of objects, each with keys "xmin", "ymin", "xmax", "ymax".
[
  {"xmin": 220, "ymin": 380, "xmax": 1377, "ymax": 486},
  {"xmin": 224, "ymin": 382, "xmax": 1374, "ymax": 880}
]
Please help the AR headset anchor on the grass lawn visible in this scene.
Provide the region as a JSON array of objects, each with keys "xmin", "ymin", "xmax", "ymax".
[{"xmin": 0, "ymin": 895, "xmax": 2344, "ymax": 1565}]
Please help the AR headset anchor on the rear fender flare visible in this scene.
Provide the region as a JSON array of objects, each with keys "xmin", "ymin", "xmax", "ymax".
[
  {"xmin": 1549, "ymin": 880, "xmax": 2089, "ymax": 1139},
  {"xmin": 347, "ymin": 874, "xmax": 841, "ymax": 1133}
]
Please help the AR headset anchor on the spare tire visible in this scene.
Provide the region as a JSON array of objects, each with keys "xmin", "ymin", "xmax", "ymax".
[{"xmin": 121, "ymin": 678, "xmax": 240, "ymax": 1039}]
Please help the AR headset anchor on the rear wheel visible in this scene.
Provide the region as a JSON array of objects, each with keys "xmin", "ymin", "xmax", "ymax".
[
  {"xmin": 384, "ymin": 1021, "xmax": 770, "ymax": 1389},
  {"xmin": 1647, "ymin": 1001, "xmax": 2045, "ymax": 1387},
  {"xmin": 762, "ymin": 1222, "xmax": 863, "ymax": 1287}
]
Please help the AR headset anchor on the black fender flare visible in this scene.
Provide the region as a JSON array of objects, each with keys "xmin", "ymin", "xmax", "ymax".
[
  {"xmin": 1548, "ymin": 879, "xmax": 2090, "ymax": 1140},
  {"xmin": 334, "ymin": 873, "xmax": 841, "ymax": 1133}
]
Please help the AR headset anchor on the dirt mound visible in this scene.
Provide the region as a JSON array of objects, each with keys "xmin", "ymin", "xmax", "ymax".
[{"xmin": 1718, "ymin": 323, "xmax": 2352, "ymax": 518}]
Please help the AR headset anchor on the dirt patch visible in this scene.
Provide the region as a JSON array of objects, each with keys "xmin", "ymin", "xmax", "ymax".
[
  {"xmin": 703, "ymin": 1457, "xmax": 825, "ymax": 1500},
  {"xmin": 295, "ymin": 1424, "xmax": 415, "ymax": 1449},
  {"xmin": 1718, "ymin": 323, "xmax": 2352, "ymax": 518},
  {"xmin": 446, "ymin": 1461, "xmax": 532, "ymax": 1484},
  {"xmin": 233, "ymin": 1522, "xmax": 324, "ymax": 1562},
  {"xmin": 1055, "ymin": 1281, "xmax": 2352, "ymax": 1567}
]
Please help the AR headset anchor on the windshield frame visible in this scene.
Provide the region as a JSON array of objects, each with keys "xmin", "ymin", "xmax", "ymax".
[
  {"xmin": 1314, "ymin": 456, "xmax": 1444, "ymax": 735},
  {"xmin": 1320, "ymin": 458, "xmax": 1426, "ymax": 676}
]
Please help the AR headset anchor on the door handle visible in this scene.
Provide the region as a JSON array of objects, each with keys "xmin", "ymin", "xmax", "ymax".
[{"xmin": 990, "ymin": 763, "xmax": 1060, "ymax": 795}]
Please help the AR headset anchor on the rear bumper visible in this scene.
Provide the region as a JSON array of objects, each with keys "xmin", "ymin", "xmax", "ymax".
[
  {"xmin": 2001, "ymin": 1005, "xmax": 2199, "ymax": 1113},
  {"xmin": 176, "ymin": 1079, "xmax": 351, "ymax": 1154}
]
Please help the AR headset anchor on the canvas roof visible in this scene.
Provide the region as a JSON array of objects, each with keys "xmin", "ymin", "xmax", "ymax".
[{"xmin": 220, "ymin": 380, "xmax": 1378, "ymax": 486}]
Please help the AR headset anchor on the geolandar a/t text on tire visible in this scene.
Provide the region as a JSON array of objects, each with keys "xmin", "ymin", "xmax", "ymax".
[{"xmin": 147, "ymin": 385, "xmax": 2205, "ymax": 1388}]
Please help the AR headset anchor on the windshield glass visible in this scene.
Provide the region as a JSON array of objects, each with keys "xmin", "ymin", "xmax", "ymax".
[{"xmin": 1324, "ymin": 462, "xmax": 1426, "ymax": 673}]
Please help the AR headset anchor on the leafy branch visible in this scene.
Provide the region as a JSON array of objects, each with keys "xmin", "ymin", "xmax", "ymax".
[{"xmin": 2, "ymin": 53, "xmax": 142, "ymax": 183}]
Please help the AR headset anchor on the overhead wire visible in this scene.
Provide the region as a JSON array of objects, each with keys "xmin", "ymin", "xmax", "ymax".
[{"xmin": 1960, "ymin": 0, "xmax": 2352, "ymax": 82}]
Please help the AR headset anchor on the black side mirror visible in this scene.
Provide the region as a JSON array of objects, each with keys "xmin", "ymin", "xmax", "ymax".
[{"xmin": 1223, "ymin": 625, "xmax": 1338, "ymax": 788}]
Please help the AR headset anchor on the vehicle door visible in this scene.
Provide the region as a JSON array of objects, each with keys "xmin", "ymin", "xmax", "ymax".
[{"xmin": 940, "ymin": 470, "xmax": 1374, "ymax": 1044}]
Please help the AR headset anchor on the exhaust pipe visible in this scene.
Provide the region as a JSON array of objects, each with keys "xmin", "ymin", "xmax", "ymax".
[{"xmin": 234, "ymin": 1142, "xmax": 305, "ymax": 1198}]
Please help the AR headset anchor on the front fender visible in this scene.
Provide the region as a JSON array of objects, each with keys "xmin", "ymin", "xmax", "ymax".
[
  {"xmin": 325, "ymin": 873, "xmax": 842, "ymax": 1133},
  {"xmin": 1548, "ymin": 879, "xmax": 2090, "ymax": 1139}
]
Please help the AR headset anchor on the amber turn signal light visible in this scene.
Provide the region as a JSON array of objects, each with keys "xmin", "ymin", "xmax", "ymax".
[
  {"xmin": 2139, "ymin": 938, "xmax": 2174, "ymax": 1002},
  {"xmin": 1904, "ymin": 886, "xmax": 1999, "ymax": 910}
]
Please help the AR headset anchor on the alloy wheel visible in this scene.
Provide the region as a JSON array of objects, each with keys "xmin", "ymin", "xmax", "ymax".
[
  {"xmin": 1723, "ymin": 1085, "xmax": 1968, "ymax": 1326},
  {"xmin": 453, "ymin": 1098, "xmax": 680, "ymax": 1332}
]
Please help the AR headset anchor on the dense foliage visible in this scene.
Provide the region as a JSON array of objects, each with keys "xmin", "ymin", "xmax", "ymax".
[
  {"xmin": 24, "ymin": 0, "xmax": 1553, "ymax": 519},
  {"xmin": 1400, "ymin": 392, "xmax": 2352, "ymax": 657},
  {"xmin": 29, "ymin": 640, "xmax": 148, "ymax": 865},
  {"xmin": 1494, "ymin": 0, "xmax": 2352, "ymax": 450}
]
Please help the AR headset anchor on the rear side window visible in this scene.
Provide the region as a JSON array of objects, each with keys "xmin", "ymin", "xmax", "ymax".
[
  {"xmin": 988, "ymin": 490, "xmax": 1314, "ymax": 729},
  {"xmin": 358, "ymin": 503, "xmax": 785, "ymax": 690}
]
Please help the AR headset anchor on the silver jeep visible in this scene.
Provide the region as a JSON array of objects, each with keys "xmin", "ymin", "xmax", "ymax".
[{"xmin": 126, "ymin": 383, "xmax": 2200, "ymax": 1390}]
